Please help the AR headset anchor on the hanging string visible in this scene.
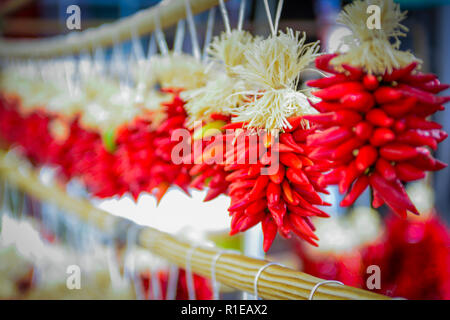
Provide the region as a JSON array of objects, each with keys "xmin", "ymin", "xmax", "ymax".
[
  {"xmin": 147, "ymin": 34, "xmax": 157, "ymax": 59},
  {"xmin": 210, "ymin": 250, "xmax": 239, "ymax": 300},
  {"xmin": 202, "ymin": 7, "xmax": 216, "ymax": 61},
  {"xmin": 274, "ymin": 0, "xmax": 284, "ymax": 34},
  {"xmin": 185, "ymin": 244, "xmax": 200, "ymax": 300},
  {"xmin": 184, "ymin": 0, "xmax": 201, "ymax": 60},
  {"xmin": 166, "ymin": 264, "xmax": 179, "ymax": 300},
  {"xmin": 150, "ymin": 264, "xmax": 162, "ymax": 300},
  {"xmin": 308, "ymin": 280, "xmax": 344, "ymax": 300},
  {"xmin": 131, "ymin": 29, "xmax": 145, "ymax": 62},
  {"xmin": 174, "ymin": 20, "xmax": 186, "ymax": 54},
  {"xmin": 253, "ymin": 262, "xmax": 284, "ymax": 300},
  {"xmin": 263, "ymin": 0, "xmax": 275, "ymax": 36},
  {"xmin": 154, "ymin": 9, "xmax": 169, "ymax": 56},
  {"xmin": 237, "ymin": 0, "xmax": 246, "ymax": 31},
  {"xmin": 218, "ymin": 0, "xmax": 231, "ymax": 35}
]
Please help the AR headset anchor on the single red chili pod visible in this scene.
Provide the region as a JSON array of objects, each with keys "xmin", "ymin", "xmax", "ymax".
[
  {"xmin": 262, "ymin": 216, "xmax": 278, "ymax": 252},
  {"xmin": 306, "ymin": 74, "xmax": 348, "ymax": 88},
  {"xmin": 280, "ymin": 133, "xmax": 304, "ymax": 153},
  {"xmin": 396, "ymin": 130, "xmax": 438, "ymax": 150},
  {"xmin": 249, "ymin": 175, "xmax": 270, "ymax": 201},
  {"xmin": 267, "ymin": 181, "xmax": 281, "ymax": 205},
  {"xmin": 355, "ymin": 145, "xmax": 378, "ymax": 171},
  {"xmin": 354, "ymin": 121, "xmax": 374, "ymax": 141},
  {"xmin": 269, "ymin": 164, "xmax": 285, "ymax": 184},
  {"xmin": 280, "ymin": 152, "xmax": 303, "ymax": 169},
  {"xmin": 244, "ymin": 200, "xmax": 268, "ymax": 216},
  {"xmin": 339, "ymin": 161, "xmax": 362, "ymax": 194},
  {"xmin": 375, "ymin": 158, "xmax": 397, "ymax": 181},
  {"xmin": 381, "ymin": 96, "xmax": 417, "ymax": 118},
  {"xmin": 396, "ymin": 83, "xmax": 446, "ymax": 105},
  {"xmin": 369, "ymin": 127, "xmax": 396, "ymax": 146},
  {"xmin": 340, "ymin": 175, "xmax": 369, "ymax": 207},
  {"xmin": 401, "ymin": 72, "xmax": 437, "ymax": 84},
  {"xmin": 307, "ymin": 126, "xmax": 353, "ymax": 147},
  {"xmin": 269, "ymin": 201, "xmax": 287, "ymax": 227},
  {"xmin": 363, "ymin": 74, "xmax": 379, "ymax": 91},
  {"xmin": 374, "ymin": 86, "xmax": 403, "ymax": 104},
  {"xmin": 312, "ymin": 82, "xmax": 366, "ymax": 101},
  {"xmin": 315, "ymin": 53, "xmax": 339, "ymax": 73},
  {"xmin": 333, "ymin": 138, "xmax": 364, "ymax": 161},
  {"xmin": 289, "ymin": 214, "xmax": 319, "ymax": 241},
  {"xmin": 395, "ymin": 162, "xmax": 426, "ymax": 182},
  {"xmin": 366, "ymin": 109, "xmax": 394, "ymax": 127},
  {"xmin": 286, "ymin": 168, "xmax": 309, "ymax": 185},
  {"xmin": 380, "ymin": 143, "xmax": 420, "ymax": 161},
  {"xmin": 342, "ymin": 64, "xmax": 364, "ymax": 80},
  {"xmin": 383, "ymin": 61, "xmax": 418, "ymax": 82},
  {"xmin": 405, "ymin": 115, "xmax": 442, "ymax": 130},
  {"xmin": 340, "ymin": 91, "xmax": 375, "ymax": 111}
]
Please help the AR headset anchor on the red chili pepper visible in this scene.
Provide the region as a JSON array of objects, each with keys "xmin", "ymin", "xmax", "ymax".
[
  {"xmin": 374, "ymin": 86, "xmax": 403, "ymax": 104},
  {"xmin": 286, "ymin": 167, "xmax": 309, "ymax": 185},
  {"xmin": 228, "ymin": 194, "xmax": 252, "ymax": 211},
  {"xmin": 292, "ymin": 127, "xmax": 315, "ymax": 142},
  {"xmin": 375, "ymin": 158, "xmax": 396, "ymax": 181},
  {"xmin": 262, "ymin": 216, "xmax": 277, "ymax": 252},
  {"xmin": 369, "ymin": 173, "xmax": 419, "ymax": 215},
  {"xmin": 381, "ymin": 96, "xmax": 417, "ymax": 118},
  {"xmin": 222, "ymin": 122, "xmax": 247, "ymax": 130},
  {"xmin": 268, "ymin": 201, "xmax": 287, "ymax": 227},
  {"xmin": 393, "ymin": 119, "xmax": 407, "ymax": 133},
  {"xmin": 249, "ymin": 175, "xmax": 270, "ymax": 201},
  {"xmin": 267, "ymin": 181, "xmax": 281, "ymax": 205},
  {"xmin": 225, "ymin": 168, "xmax": 248, "ymax": 182},
  {"xmin": 235, "ymin": 211, "xmax": 266, "ymax": 234},
  {"xmin": 405, "ymin": 115, "xmax": 442, "ymax": 130},
  {"xmin": 366, "ymin": 109, "xmax": 394, "ymax": 127},
  {"xmin": 332, "ymin": 138, "xmax": 364, "ymax": 161},
  {"xmin": 362, "ymin": 74, "xmax": 379, "ymax": 91},
  {"xmin": 340, "ymin": 175, "xmax": 369, "ymax": 207},
  {"xmin": 397, "ymin": 83, "xmax": 447, "ymax": 105},
  {"xmin": 401, "ymin": 72, "xmax": 437, "ymax": 84},
  {"xmin": 371, "ymin": 188, "xmax": 384, "ymax": 208},
  {"xmin": 269, "ymin": 164, "xmax": 285, "ymax": 184},
  {"xmin": 307, "ymin": 126, "xmax": 352, "ymax": 147},
  {"xmin": 396, "ymin": 130, "xmax": 438, "ymax": 150},
  {"xmin": 281, "ymin": 180, "xmax": 296, "ymax": 205},
  {"xmin": 287, "ymin": 205, "xmax": 317, "ymax": 217},
  {"xmin": 317, "ymin": 168, "xmax": 344, "ymax": 187},
  {"xmin": 244, "ymin": 200, "xmax": 268, "ymax": 216},
  {"xmin": 280, "ymin": 133, "xmax": 304, "ymax": 153},
  {"xmin": 280, "ymin": 152, "xmax": 303, "ymax": 169},
  {"xmin": 383, "ymin": 61, "xmax": 418, "ymax": 82},
  {"xmin": 340, "ymin": 91, "xmax": 375, "ymax": 111},
  {"xmin": 380, "ymin": 143, "xmax": 420, "ymax": 161},
  {"xmin": 304, "ymin": 110, "xmax": 362, "ymax": 127},
  {"xmin": 306, "ymin": 74, "xmax": 348, "ymax": 88},
  {"xmin": 369, "ymin": 127, "xmax": 396, "ymax": 146},
  {"xmin": 354, "ymin": 121, "xmax": 374, "ymax": 141},
  {"xmin": 292, "ymin": 186, "xmax": 323, "ymax": 205},
  {"xmin": 312, "ymin": 82, "xmax": 365, "ymax": 101},
  {"xmin": 395, "ymin": 162, "xmax": 426, "ymax": 182},
  {"xmin": 342, "ymin": 64, "xmax": 364, "ymax": 80},
  {"xmin": 315, "ymin": 53, "xmax": 338, "ymax": 73},
  {"xmin": 309, "ymin": 100, "xmax": 344, "ymax": 112},
  {"xmin": 339, "ymin": 161, "xmax": 362, "ymax": 194},
  {"xmin": 288, "ymin": 214, "xmax": 319, "ymax": 241},
  {"xmin": 355, "ymin": 145, "xmax": 378, "ymax": 171}
]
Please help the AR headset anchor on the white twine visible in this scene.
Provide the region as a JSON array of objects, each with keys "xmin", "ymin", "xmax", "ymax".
[
  {"xmin": 237, "ymin": 0, "xmax": 247, "ymax": 31},
  {"xmin": 174, "ymin": 19, "xmax": 186, "ymax": 54},
  {"xmin": 254, "ymin": 262, "xmax": 284, "ymax": 300},
  {"xmin": 210, "ymin": 249, "xmax": 240, "ymax": 300},
  {"xmin": 308, "ymin": 280, "xmax": 344, "ymax": 300},
  {"xmin": 218, "ymin": 0, "xmax": 231, "ymax": 35},
  {"xmin": 202, "ymin": 7, "xmax": 216, "ymax": 61},
  {"xmin": 185, "ymin": 244, "xmax": 201, "ymax": 300},
  {"xmin": 184, "ymin": 0, "xmax": 201, "ymax": 60}
]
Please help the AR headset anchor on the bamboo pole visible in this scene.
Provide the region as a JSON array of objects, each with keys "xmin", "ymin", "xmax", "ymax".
[
  {"xmin": 0, "ymin": 0, "xmax": 225, "ymax": 58},
  {"xmin": 0, "ymin": 150, "xmax": 391, "ymax": 300}
]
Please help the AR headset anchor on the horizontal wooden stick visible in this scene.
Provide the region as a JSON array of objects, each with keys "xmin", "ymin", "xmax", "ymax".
[
  {"xmin": 0, "ymin": 150, "xmax": 390, "ymax": 300},
  {"xmin": 0, "ymin": 0, "xmax": 224, "ymax": 58}
]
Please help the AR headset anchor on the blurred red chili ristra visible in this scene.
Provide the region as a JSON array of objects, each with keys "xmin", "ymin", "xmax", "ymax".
[{"xmin": 305, "ymin": 53, "xmax": 449, "ymax": 217}]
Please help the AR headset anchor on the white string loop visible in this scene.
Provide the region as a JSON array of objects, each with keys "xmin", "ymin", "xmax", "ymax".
[
  {"xmin": 166, "ymin": 264, "xmax": 180, "ymax": 300},
  {"xmin": 263, "ymin": 0, "xmax": 284, "ymax": 36},
  {"xmin": 210, "ymin": 249, "xmax": 240, "ymax": 300},
  {"xmin": 254, "ymin": 262, "xmax": 284, "ymax": 300},
  {"xmin": 308, "ymin": 280, "xmax": 344, "ymax": 300},
  {"xmin": 185, "ymin": 244, "xmax": 201, "ymax": 300},
  {"xmin": 154, "ymin": 9, "xmax": 169, "ymax": 56}
]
